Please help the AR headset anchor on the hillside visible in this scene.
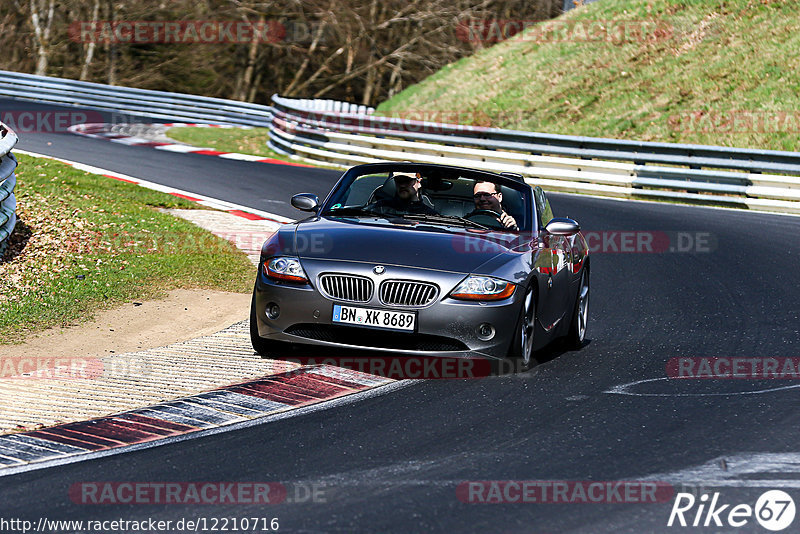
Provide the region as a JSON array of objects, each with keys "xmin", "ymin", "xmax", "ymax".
[{"xmin": 377, "ymin": 0, "xmax": 800, "ymax": 151}]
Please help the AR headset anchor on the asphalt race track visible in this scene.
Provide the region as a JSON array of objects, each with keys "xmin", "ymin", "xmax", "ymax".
[{"xmin": 2, "ymin": 98, "xmax": 800, "ymax": 533}]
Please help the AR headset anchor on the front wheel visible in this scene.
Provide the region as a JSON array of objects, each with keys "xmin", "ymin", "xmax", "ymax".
[
  {"xmin": 508, "ymin": 287, "xmax": 536, "ymax": 371},
  {"xmin": 565, "ymin": 268, "xmax": 589, "ymax": 349}
]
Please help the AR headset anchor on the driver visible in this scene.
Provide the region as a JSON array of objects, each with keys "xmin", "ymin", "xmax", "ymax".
[
  {"xmin": 468, "ymin": 181, "xmax": 518, "ymax": 229},
  {"xmin": 370, "ymin": 171, "xmax": 437, "ymax": 215}
]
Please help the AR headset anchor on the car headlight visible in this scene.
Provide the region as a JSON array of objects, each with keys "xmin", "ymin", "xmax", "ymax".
[
  {"xmin": 450, "ymin": 275, "xmax": 515, "ymax": 301},
  {"xmin": 263, "ymin": 256, "xmax": 308, "ymax": 283}
]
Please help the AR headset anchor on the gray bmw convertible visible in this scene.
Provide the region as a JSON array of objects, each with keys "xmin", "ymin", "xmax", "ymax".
[{"xmin": 250, "ymin": 162, "xmax": 589, "ymax": 370}]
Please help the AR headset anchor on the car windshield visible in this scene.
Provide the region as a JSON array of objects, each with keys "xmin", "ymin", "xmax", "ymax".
[{"xmin": 321, "ymin": 168, "xmax": 532, "ymax": 232}]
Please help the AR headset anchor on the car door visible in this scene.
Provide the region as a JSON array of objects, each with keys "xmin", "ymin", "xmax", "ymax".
[{"xmin": 533, "ymin": 187, "xmax": 571, "ymax": 332}]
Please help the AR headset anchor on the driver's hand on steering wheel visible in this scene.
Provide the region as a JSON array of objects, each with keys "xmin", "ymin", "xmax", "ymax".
[{"xmin": 499, "ymin": 211, "xmax": 518, "ymax": 229}]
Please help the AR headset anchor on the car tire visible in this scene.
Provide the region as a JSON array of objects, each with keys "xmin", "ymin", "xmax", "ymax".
[
  {"xmin": 249, "ymin": 288, "xmax": 287, "ymax": 358},
  {"xmin": 565, "ymin": 267, "xmax": 589, "ymax": 350},
  {"xmin": 508, "ymin": 286, "xmax": 536, "ymax": 372}
]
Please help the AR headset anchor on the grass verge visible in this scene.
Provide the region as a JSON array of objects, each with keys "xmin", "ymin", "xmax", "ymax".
[
  {"xmin": 165, "ymin": 127, "xmax": 343, "ymax": 169},
  {"xmin": 0, "ymin": 154, "xmax": 255, "ymax": 344},
  {"xmin": 166, "ymin": 127, "xmax": 295, "ymax": 161},
  {"xmin": 377, "ymin": 0, "xmax": 800, "ymax": 152}
]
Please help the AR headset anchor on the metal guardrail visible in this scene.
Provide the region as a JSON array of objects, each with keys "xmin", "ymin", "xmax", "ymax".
[
  {"xmin": 286, "ymin": 98, "xmax": 374, "ymax": 115},
  {"xmin": 269, "ymin": 95, "xmax": 800, "ymax": 214},
  {"xmin": 0, "ymin": 70, "xmax": 273, "ymax": 127},
  {"xmin": 0, "ymin": 122, "xmax": 19, "ymax": 255}
]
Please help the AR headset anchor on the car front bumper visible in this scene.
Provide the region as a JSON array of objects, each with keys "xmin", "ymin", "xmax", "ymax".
[{"xmin": 253, "ymin": 259, "xmax": 525, "ymax": 360}]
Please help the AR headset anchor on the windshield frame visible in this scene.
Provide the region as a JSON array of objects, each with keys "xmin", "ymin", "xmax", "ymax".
[{"xmin": 319, "ymin": 162, "xmax": 537, "ymax": 234}]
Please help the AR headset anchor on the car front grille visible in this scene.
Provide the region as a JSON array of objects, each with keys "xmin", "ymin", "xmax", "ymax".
[
  {"xmin": 318, "ymin": 274, "xmax": 374, "ymax": 303},
  {"xmin": 284, "ymin": 324, "xmax": 468, "ymax": 352},
  {"xmin": 379, "ymin": 280, "xmax": 439, "ymax": 307}
]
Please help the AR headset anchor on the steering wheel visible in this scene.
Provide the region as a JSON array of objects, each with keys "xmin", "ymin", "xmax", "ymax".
[{"xmin": 465, "ymin": 209, "xmax": 506, "ymax": 229}]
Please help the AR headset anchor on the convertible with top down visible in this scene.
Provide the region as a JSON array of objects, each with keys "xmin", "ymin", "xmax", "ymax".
[{"xmin": 250, "ymin": 162, "xmax": 589, "ymax": 370}]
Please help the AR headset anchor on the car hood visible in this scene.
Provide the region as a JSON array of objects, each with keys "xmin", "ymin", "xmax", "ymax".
[{"xmin": 293, "ymin": 217, "xmax": 528, "ymax": 273}]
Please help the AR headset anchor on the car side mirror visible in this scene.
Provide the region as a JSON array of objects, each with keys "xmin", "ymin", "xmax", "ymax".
[
  {"xmin": 291, "ymin": 193, "xmax": 320, "ymax": 212},
  {"xmin": 545, "ymin": 217, "xmax": 580, "ymax": 236}
]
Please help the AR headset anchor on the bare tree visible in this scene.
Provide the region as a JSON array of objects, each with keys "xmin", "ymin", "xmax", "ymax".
[
  {"xmin": 79, "ymin": 0, "xmax": 100, "ymax": 80},
  {"xmin": 29, "ymin": 0, "xmax": 56, "ymax": 75},
  {"xmin": 0, "ymin": 0, "xmax": 564, "ymax": 106}
]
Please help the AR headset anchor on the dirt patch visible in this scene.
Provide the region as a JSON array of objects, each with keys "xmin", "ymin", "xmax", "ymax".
[{"xmin": 0, "ymin": 289, "xmax": 250, "ymax": 359}]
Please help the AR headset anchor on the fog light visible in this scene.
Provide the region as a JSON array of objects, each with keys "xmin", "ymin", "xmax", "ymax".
[
  {"xmin": 267, "ymin": 303, "xmax": 280, "ymax": 319},
  {"xmin": 477, "ymin": 323, "xmax": 495, "ymax": 341}
]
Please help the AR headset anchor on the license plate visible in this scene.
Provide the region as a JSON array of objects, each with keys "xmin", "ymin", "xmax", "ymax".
[{"xmin": 332, "ymin": 304, "xmax": 416, "ymax": 332}]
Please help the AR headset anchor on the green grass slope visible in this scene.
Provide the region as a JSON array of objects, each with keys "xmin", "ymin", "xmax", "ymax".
[
  {"xmin": 377, "ymin": 0, "xmax": 800, "ymax": 151},
  {"xmin": 0, "ymin": 155, "xmax": 254, "ymax": 342}
]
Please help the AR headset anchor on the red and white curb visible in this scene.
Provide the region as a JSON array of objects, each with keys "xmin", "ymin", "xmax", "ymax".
[
  {"xmin": 68, "ymin": 123, "xmax": 313, "ymax": 167},
  {"xmin": 0, "ymin": 149, "xmax": 408, "ymax": 475},
  {"xmin": 0, "ymin": 365, "xmax": 400, "ymax": 475},
  {"xmin": 14, "ymin": 148, "xmax": 294, "ymax": 225}
]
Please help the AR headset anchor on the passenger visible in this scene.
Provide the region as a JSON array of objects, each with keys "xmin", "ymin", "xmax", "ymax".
[
  {"xmin": 467, "ymin": 181, "xmax": 518, "ymax": 229},
  {"xmin": 370, "ymin": 171, "xmax": 437, "ymax": 215}
]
